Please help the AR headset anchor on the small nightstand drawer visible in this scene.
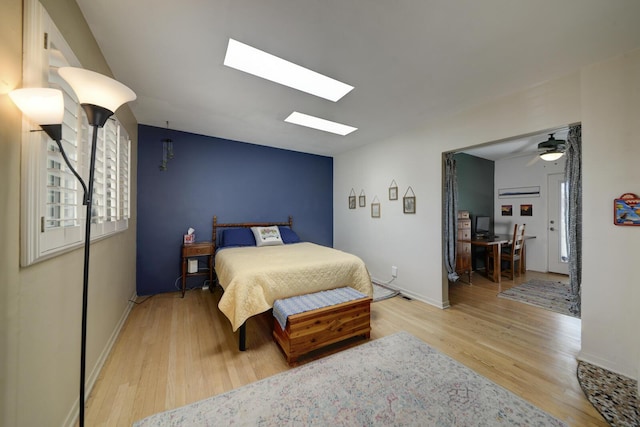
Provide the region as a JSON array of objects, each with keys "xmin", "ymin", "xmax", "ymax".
[{"xmin": 184, "ymin": 245, "xmax": 212, "ymax": 256}]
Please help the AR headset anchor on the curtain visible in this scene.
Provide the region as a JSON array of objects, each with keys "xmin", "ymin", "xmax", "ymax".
[
  {"xmin": 564, "ymin": 124, "xmax": 582, "ymax": 316},
  {"xmin": 444, "ymin": 153, "xmax": 459, "ymax": 282}
]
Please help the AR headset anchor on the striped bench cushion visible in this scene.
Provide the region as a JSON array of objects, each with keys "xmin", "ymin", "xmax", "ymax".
[{"xmin": 273, "ymin": 287, "xmax": 367, "ymax": 330}]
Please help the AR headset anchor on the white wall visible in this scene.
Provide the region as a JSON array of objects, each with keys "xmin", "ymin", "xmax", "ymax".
[
  {"xmin": 578, "ymin": 49, "xmax": 640, "ymax": 378},
  {"xmin": 335, "ymin": 49, "xmax": 639, "ymax": 382},
  {"xmin": 334, "ymin": 71, "xmax": 580, "ymax": 308},
  {"xmin": 494, "ymin": 155, "xmax": 565, "ymax": 272}
]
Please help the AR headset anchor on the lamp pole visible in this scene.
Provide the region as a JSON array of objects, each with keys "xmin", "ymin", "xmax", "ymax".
[
  {"xmin": 76, "ymin": 102, "xmax": 122, "ymax": 426},
  {"xmin": 9, "ymin": 69, "xmax": 136, "ymax": 427},
  {"xmin": 78, "ymin": 111, "xmax": 101, "ymax": 427}
]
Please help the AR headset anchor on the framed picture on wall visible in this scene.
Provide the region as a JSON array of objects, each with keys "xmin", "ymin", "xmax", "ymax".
[
  {"xmin": 389, "ymin": 180, "xmax": 398, "ymax": 200},
  {"xmin": 359, "ymin": 195, "xmax": 366, "ymax": 207},
  {"xmin": 614, "ymin": 193, "xmax": 640, "ymax": 225},
  {"xmin": 501, "ymin": 205, "xmax": 513, "ymax": 216},
  {"xmin": 403, "ymin": 186, "xmax": 416, "ymax": 214},
  {"xmin": 389, "ymin": 186, "xmax": 397, "ymax": 200},
  {"xmin": 371, "ymin": 203, "xmax": 380, "ymax": 218},
  {"xmin": 403, "ymin": 196, "xmax": 416, "ymax": 214},
  {"xmin": 349, "ymin": 196, "xmax": 356, "ymax": 209},
  {"xmin": 520, "ymin": 204, "xmax": 533, "ymax": 216}
]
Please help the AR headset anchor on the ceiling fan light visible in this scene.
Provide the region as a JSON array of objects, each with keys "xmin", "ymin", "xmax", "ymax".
[{"xmin": 540, "ymin": 151, "xmax": 564, "ymax": 161}]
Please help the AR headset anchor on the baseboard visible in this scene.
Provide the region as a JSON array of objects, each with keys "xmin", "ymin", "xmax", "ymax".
[
  {"xmin": 400, "ymin": 288, "xmax": 450, "ymax": 309},
  {"xmin": 371, "ymin": 276, "xmax": 449, "ymax": 309},
  {"xmin": 62, "ymin": 290, "xmax": 138, "ymax": 427},
  {"xmin": 577, "ymin": 350, "xmax": 638, "ymax": 381}
]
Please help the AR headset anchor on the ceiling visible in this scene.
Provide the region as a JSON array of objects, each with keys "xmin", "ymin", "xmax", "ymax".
[
  {"xmin": 74, "ymin": 0, "xmax": 640, "ymax": 158},
  {"xmin": 461, "ymin": 127, "xmax": 569, "ymax": 162}
]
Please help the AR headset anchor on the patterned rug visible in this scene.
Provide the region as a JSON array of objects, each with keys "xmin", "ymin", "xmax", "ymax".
[
  {"xmin": 498, "ymin": 279, "xmax": 579, "ymax": 318},
  {"xmin": 134, "ymin": 332, "xmax": 567, "ymax": 426},
  {"xmin": 577, "ymin": 361, "xmax": 639, "ymax": 426}
]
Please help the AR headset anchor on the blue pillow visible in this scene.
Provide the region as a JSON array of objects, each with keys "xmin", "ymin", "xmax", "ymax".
[
  {"xmin": 220, "ymin": 228, "xmax": 256, "ymax": 248},
  {"xmin": 278, "ymin": 226, "xmax": 301, "ymax": 244}
]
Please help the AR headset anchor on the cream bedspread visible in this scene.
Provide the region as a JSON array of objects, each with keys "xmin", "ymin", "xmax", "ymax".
[{"xmin": 215, "ymin": 242, "xmax": 372, "ymax": 331}]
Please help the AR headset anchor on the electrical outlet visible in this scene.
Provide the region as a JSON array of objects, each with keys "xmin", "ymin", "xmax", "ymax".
[{"xmin": 391, "ymin": 266, "xmax": 398, "ymax": 277}]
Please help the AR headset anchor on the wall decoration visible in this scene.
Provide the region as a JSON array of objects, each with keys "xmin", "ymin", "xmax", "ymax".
[
  {"xmin": 501, "ymin": 205, "xmax": 513, "ymax": 216},
  {"xmin": 371, "ymin": 196, "xmax": 381, "ymax": 218},
  {"xmin": 159, "ymin": 121, "xmax": 174, "ymax": 171},
  {"xmin": 389, "ymin": 180, "xmax": 398, "ymax": 200},
  {"xmin": 520, "ymin": 204, "xmax": 533, "ymax": 216},
  {"xmin": 359, "ymin": 190, "xmax": 366, "ymax": 207},
  {"xmin": 348, "ymin": 189, "xmax": 356, "ymax": 209},
  {"xmin": 498, "ymin": 186, "xmax": 540, "ymax": 198},
  {"xmin": 614, "ymin": 193, "xmax": 640, "ymax": 226},
  {"xmin": 403, "ymin": 186, "xmax": 416, "ymax": 214}
]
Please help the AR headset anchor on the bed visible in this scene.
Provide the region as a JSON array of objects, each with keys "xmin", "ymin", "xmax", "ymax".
[{"xmin": 211, "ymin": 216, "xmax": 373, "ymax": 350}]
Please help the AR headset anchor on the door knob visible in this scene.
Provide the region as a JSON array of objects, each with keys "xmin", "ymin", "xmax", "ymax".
[{"xmin": 550, "ymin": 227, "xmax": 555, "ymax": 231}]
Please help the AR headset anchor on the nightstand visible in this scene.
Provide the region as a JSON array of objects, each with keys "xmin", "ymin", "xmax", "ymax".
[{"xmin": 181, "ymin": 241, "xmax": 214, "ymax": 298}]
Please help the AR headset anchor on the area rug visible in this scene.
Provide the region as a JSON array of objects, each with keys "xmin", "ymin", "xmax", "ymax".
[
  {"xmin": 134, "ymin": 332, "xmax": 567, "ymax": 426},
  {"xmin": 577, "ymin": 360, "xmax": 639, "ymax": 426},
  {"xmin": 498, "ymin": 279, "xmax": 579, "ymax": 318},
  {"xmin": 372, "ymin": 282, "xmax": 399, "ymax": 302}
]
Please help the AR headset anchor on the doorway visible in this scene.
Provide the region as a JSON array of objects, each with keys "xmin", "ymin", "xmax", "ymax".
[{"xmin": 548, "ymin": 173, "xmax": 569, "ymax": 274}]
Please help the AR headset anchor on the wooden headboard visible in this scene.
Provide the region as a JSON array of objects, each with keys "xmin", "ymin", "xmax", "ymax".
[{"xmin": 212, "ymin": 216, "xmax": 293, "ymax": 251}]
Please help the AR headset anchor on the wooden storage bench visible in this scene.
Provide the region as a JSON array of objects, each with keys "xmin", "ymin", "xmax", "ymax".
[{"xmin": 272, "ymin": 288, "xmax": 372, "ymax": 364}]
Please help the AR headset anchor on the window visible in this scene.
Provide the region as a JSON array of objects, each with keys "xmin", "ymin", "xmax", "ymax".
[{"xmin": 19, "ymin": 0, "xmax": 130, "ymax": 266}]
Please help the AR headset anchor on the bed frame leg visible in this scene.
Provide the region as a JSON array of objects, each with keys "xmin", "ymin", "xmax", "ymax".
[{"xmin": 239, "ymin": 323, "xmax": 246, "ymax": 351}]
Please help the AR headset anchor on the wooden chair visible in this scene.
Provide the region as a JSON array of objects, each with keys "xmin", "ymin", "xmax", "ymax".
[{"xmin": 487, "ymin": 223, "xmax": 526, "ymax": 280}]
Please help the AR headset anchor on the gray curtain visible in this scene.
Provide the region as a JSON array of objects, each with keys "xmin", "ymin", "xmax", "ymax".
[
  {"xmin": 564, "ymin": 124, "xmax": 582, "ymax": 316},
  {"xmin": 444, "ymin": 153, "xmax": 459, "ymax": 282}
]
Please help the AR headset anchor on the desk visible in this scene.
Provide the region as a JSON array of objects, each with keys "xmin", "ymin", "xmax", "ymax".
[{"xmin": 469, "ymin": 235, "xmax": 535, "ymax": 283}]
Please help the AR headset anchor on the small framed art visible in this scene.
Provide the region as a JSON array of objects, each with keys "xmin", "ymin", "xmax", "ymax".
[
  {"xmin": 614, "ymin": 193, "xmax": 640, "ymax": 225},
  {"xmin": 403, "ymin": 186, "xmax": 416, "ymax": 214},
  {"xmin": 389, "ymin": 180, "xmax": 398, "ymax": 200},
  {"xmin": 403, "ymin": 196, "xmax": 416, "ymax": 214},
  {"xmin": 371, "ymin": 203, "xmax": 381, "ymax": 218}
]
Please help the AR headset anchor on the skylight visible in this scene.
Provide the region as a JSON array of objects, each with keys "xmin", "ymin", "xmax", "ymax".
[
  {"xmin": 285, "ymin": 112, "xmax": 357, "ymax": 136},
  {"xmin": 223, "ymin": 39, "xmax": 354, "ymax": 102}
]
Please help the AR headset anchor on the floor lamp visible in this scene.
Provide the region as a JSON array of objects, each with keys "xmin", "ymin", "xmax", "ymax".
[{"xmin": 10, "ymin": 68, "xmax": 136, "ymax": 427}]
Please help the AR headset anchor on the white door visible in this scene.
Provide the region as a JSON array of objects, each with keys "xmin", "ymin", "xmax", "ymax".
[{"xmin": 548, "ymin": 173, "xmax": 569, "ymax": 274}]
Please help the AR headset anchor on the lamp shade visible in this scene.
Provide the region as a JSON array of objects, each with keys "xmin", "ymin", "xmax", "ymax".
[
  {"xmin": 58, "ymin": 67, "xmax": 136, "ymax": 113},
  {"xmin": 9, "ymin": 88, "xmax": 64, "ymax": 125},
  {"xmin": 540, "ymin": 151, "xmax": 564, "ymax": 161}
]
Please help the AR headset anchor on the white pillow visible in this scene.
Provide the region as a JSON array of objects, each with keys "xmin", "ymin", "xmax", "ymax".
[{"xmin": 251, "ymin": 226, "xmax": 284, "ymax": 247}]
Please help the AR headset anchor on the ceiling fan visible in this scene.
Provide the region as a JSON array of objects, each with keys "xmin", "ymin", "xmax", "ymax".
[{"xmin": 526, "ymin": 133, "xmax": 567, "ymax": 166}]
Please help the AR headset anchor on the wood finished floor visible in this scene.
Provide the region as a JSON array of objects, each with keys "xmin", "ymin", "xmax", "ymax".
[{"xmin": 84, "ymin": 271, "xmax": 606, "ymax": 426}]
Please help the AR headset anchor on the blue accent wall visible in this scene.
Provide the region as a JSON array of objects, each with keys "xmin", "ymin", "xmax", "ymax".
[{"xmin": 136, "ymin": 125, "xmax": 333, "ymax": 295}]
